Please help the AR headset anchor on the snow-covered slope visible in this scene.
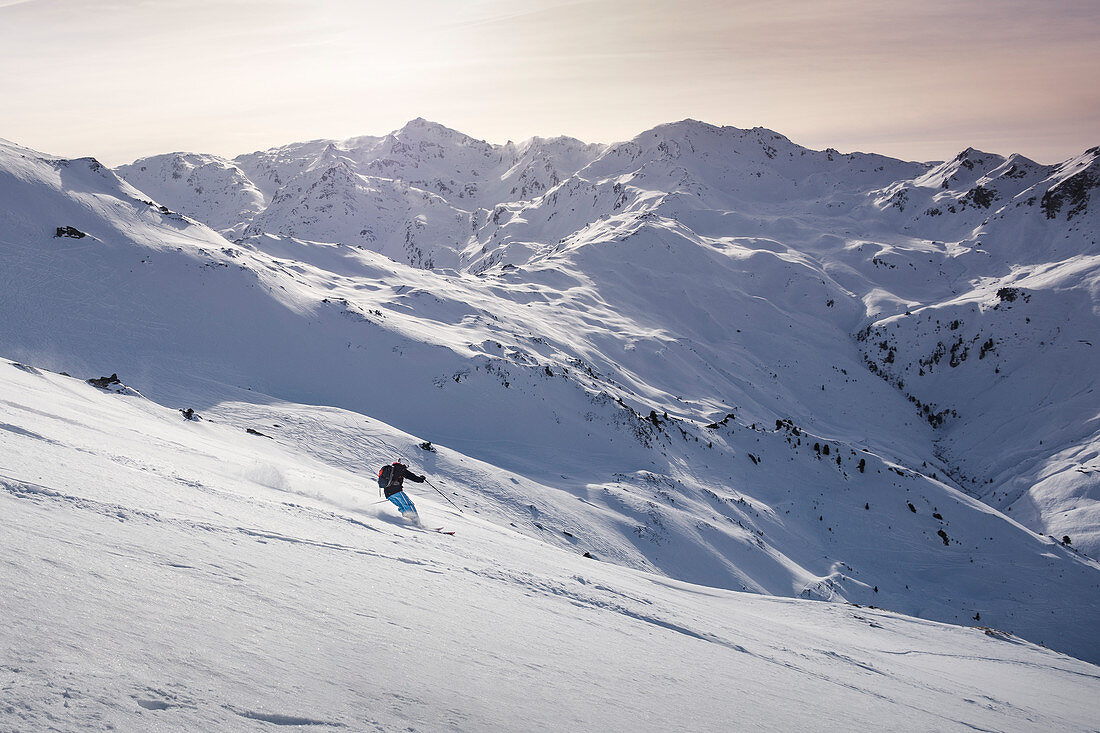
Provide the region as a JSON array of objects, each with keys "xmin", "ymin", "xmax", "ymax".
[
  {"xmin": 4, "ymin": 122, "xmax": 1100, "ymax": 673},
  {"xmin": 242, "ymin": 155, "xmax": 471, "ymax": 269},
  {"xmin": 115, "ymin": 152, "xmax": 265, "ymax": 235},
  {"xmin": 857, "ymin": 146, "xmax": 1100, "ymax": 553},
  {"xmin": 3, "ymin": 360, "xmax": 1099, "ymax": 732}
]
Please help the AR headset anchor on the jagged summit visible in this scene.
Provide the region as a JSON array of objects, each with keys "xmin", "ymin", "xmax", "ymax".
[
  {"xmin": 508, "ymin": 133, "xmax": 602, "ymax": 154},
  {"xmin": 915, "ymin": 147, "xmax": 1007, "ymax": 189},
  {"xmin": 385, "ymin": 117, "xmax": 491, "ymax": 152},
  {"xmin": 996, "ymin": 151, "xmax": 1045, "ymax": 171},
  {"xmin": 307, "ymin": 143, "xmax": 358, "ymax": 171},
  {"xmin": 396, "ymin": 116, "xmax": 461, "ymax": 135},
  {"xmin": 616, "ymin": 118, "xmax": 801, "ymax": 157},
  {"xmin": 1038, "ymin": 146, "xmax": 1100, "ymax": 222},
  {"xmin": 117, "ymin": 153, "xmax": 264, "ymax": 234}
]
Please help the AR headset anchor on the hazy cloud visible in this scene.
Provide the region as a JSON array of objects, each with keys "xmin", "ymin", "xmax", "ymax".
[{"xmin": 0, "ymin": 0, "xmax": 1096, "ymax": 163}]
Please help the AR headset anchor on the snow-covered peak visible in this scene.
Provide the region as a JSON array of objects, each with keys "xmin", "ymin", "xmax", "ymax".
[
  {"xmin": 576, "ymin": 119, "xmax": 926, "ymax": 208},
  {"xmin": 1038, "ymin": 145, "xmax": 1100, "ymax": 221},
  {"xmin": 914, "ymin": 147, "xmax": 1007, "ymax": 190},
  {"xmin": 232, "ymin": 139, "xmax": 336, "ymax": 200},
  {"xmin": 117, "ymin": 151, "xmax": 266, "ymax": 234},
  {"xmin": 591, "ymin": 119, "xmax": 838, "ymax": 169},
  {"xmin": 372, "ymin": 117, "xmax": 498, "ymax": 167},
  {"xmin": 339, "ymin": 132, "xmax": 384, "ymax": 150},
  {"xmin": 510, "ymin": 133, "xmax": 601, "ymax": 156},
  {"xmin": 980, "ymin": 152, "xmax": 1050, "ymax": 186},
  {"xmin": 306, "ymin": 144, "xmax": 359, "ymax": 173},
  {"xmin": 243, "ymin": 158, "xmax": 469, "ymax": 268},
  {"xmin": 495, "ymin": 135, "xmax": 605, "ymax": 203},
  {"xmin": 393, "ymin": 116, "xmax": 482, "ymax": 144}
]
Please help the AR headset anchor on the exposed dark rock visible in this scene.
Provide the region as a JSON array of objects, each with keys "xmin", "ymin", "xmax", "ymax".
[
  {"xmin": 55, "ymin": 226, "xmax": 86, "ymax": 239},
  {"xmin": 87, "ymin": 373, "xmax": 121, "ymax": 389},
  {"xmin": 959, "ymin": 185, "xmax": 996, "ymax": 209},
  {"xmin": 1041, "ymin": 167, "xmax": 1097, "ymax": 220}
]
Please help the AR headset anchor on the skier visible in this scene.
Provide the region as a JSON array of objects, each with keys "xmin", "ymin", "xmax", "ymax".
[{"xmin": 379, "ymin": 459, "xmax": 426, "ymax": 522}]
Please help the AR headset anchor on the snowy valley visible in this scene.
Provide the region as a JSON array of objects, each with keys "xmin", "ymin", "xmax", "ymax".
[{"xmin": 2, "ymin": 118, "xmax": 1099, "ymax": 729}]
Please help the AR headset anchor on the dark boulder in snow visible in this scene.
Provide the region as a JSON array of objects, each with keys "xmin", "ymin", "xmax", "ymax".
[
  {"xmin": 55, "ymin": 226, "xmax": 86, "ymax": 238},
  {"xmin": 87, "ymin": 373, "xmax": 121, "ymax": 389},
  {"xmin": 86, "ymin": 373, "xmax": 142, "ymax": 396}
]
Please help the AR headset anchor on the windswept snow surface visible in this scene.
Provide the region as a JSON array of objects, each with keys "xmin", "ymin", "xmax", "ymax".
[
  {"xmin": 2, "ymin": 119, "xmax": 1100, "ymax": 683},
  {"xmin": 2, "ymin": 361, "xmax": 1099, "ymax": 732}
]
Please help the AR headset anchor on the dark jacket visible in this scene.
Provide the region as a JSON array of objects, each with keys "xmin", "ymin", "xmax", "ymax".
[{"xmin": 384, "ymin": 462, "xmax": 425, "ymax": 498}]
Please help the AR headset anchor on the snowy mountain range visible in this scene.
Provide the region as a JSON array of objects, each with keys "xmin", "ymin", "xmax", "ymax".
[
  {"xmin": 2, "ymin": 118, "xmax": 1099, "ymax": 729},
  {"xmin": 110, "ymin": 118, "xmax": 1100, "ymax": 562}
]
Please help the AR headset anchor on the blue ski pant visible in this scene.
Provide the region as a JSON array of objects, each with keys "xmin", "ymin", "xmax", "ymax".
[{"xmin": 387, "ymin": 490, "xmax": 417, "ymax": 516}]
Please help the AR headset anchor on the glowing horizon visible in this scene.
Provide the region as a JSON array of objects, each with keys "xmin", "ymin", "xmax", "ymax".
[{"xmin": 1, "ymin": 0, "xmax": 1096, "ymax": 166}]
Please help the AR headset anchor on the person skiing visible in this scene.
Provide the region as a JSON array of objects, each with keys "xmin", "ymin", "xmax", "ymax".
[{"xmin": 379, "ymin": 459, "xmax": 425, "ymax": 522}]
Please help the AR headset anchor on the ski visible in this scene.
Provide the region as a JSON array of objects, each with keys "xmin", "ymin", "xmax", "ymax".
[{"xmin": 433, "ymin": 527, "xmax": 455, "ymax": 535}]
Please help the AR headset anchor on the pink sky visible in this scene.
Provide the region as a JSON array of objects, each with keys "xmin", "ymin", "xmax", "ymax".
[{"xmin": 1, "ymin": 0, "xmax": 1096, "ymax": 164}]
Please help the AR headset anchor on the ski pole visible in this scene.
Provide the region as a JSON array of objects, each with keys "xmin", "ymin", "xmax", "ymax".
[{"xmin": 424, "ymin": 477, "xmax": 463, "ymax": 512}]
